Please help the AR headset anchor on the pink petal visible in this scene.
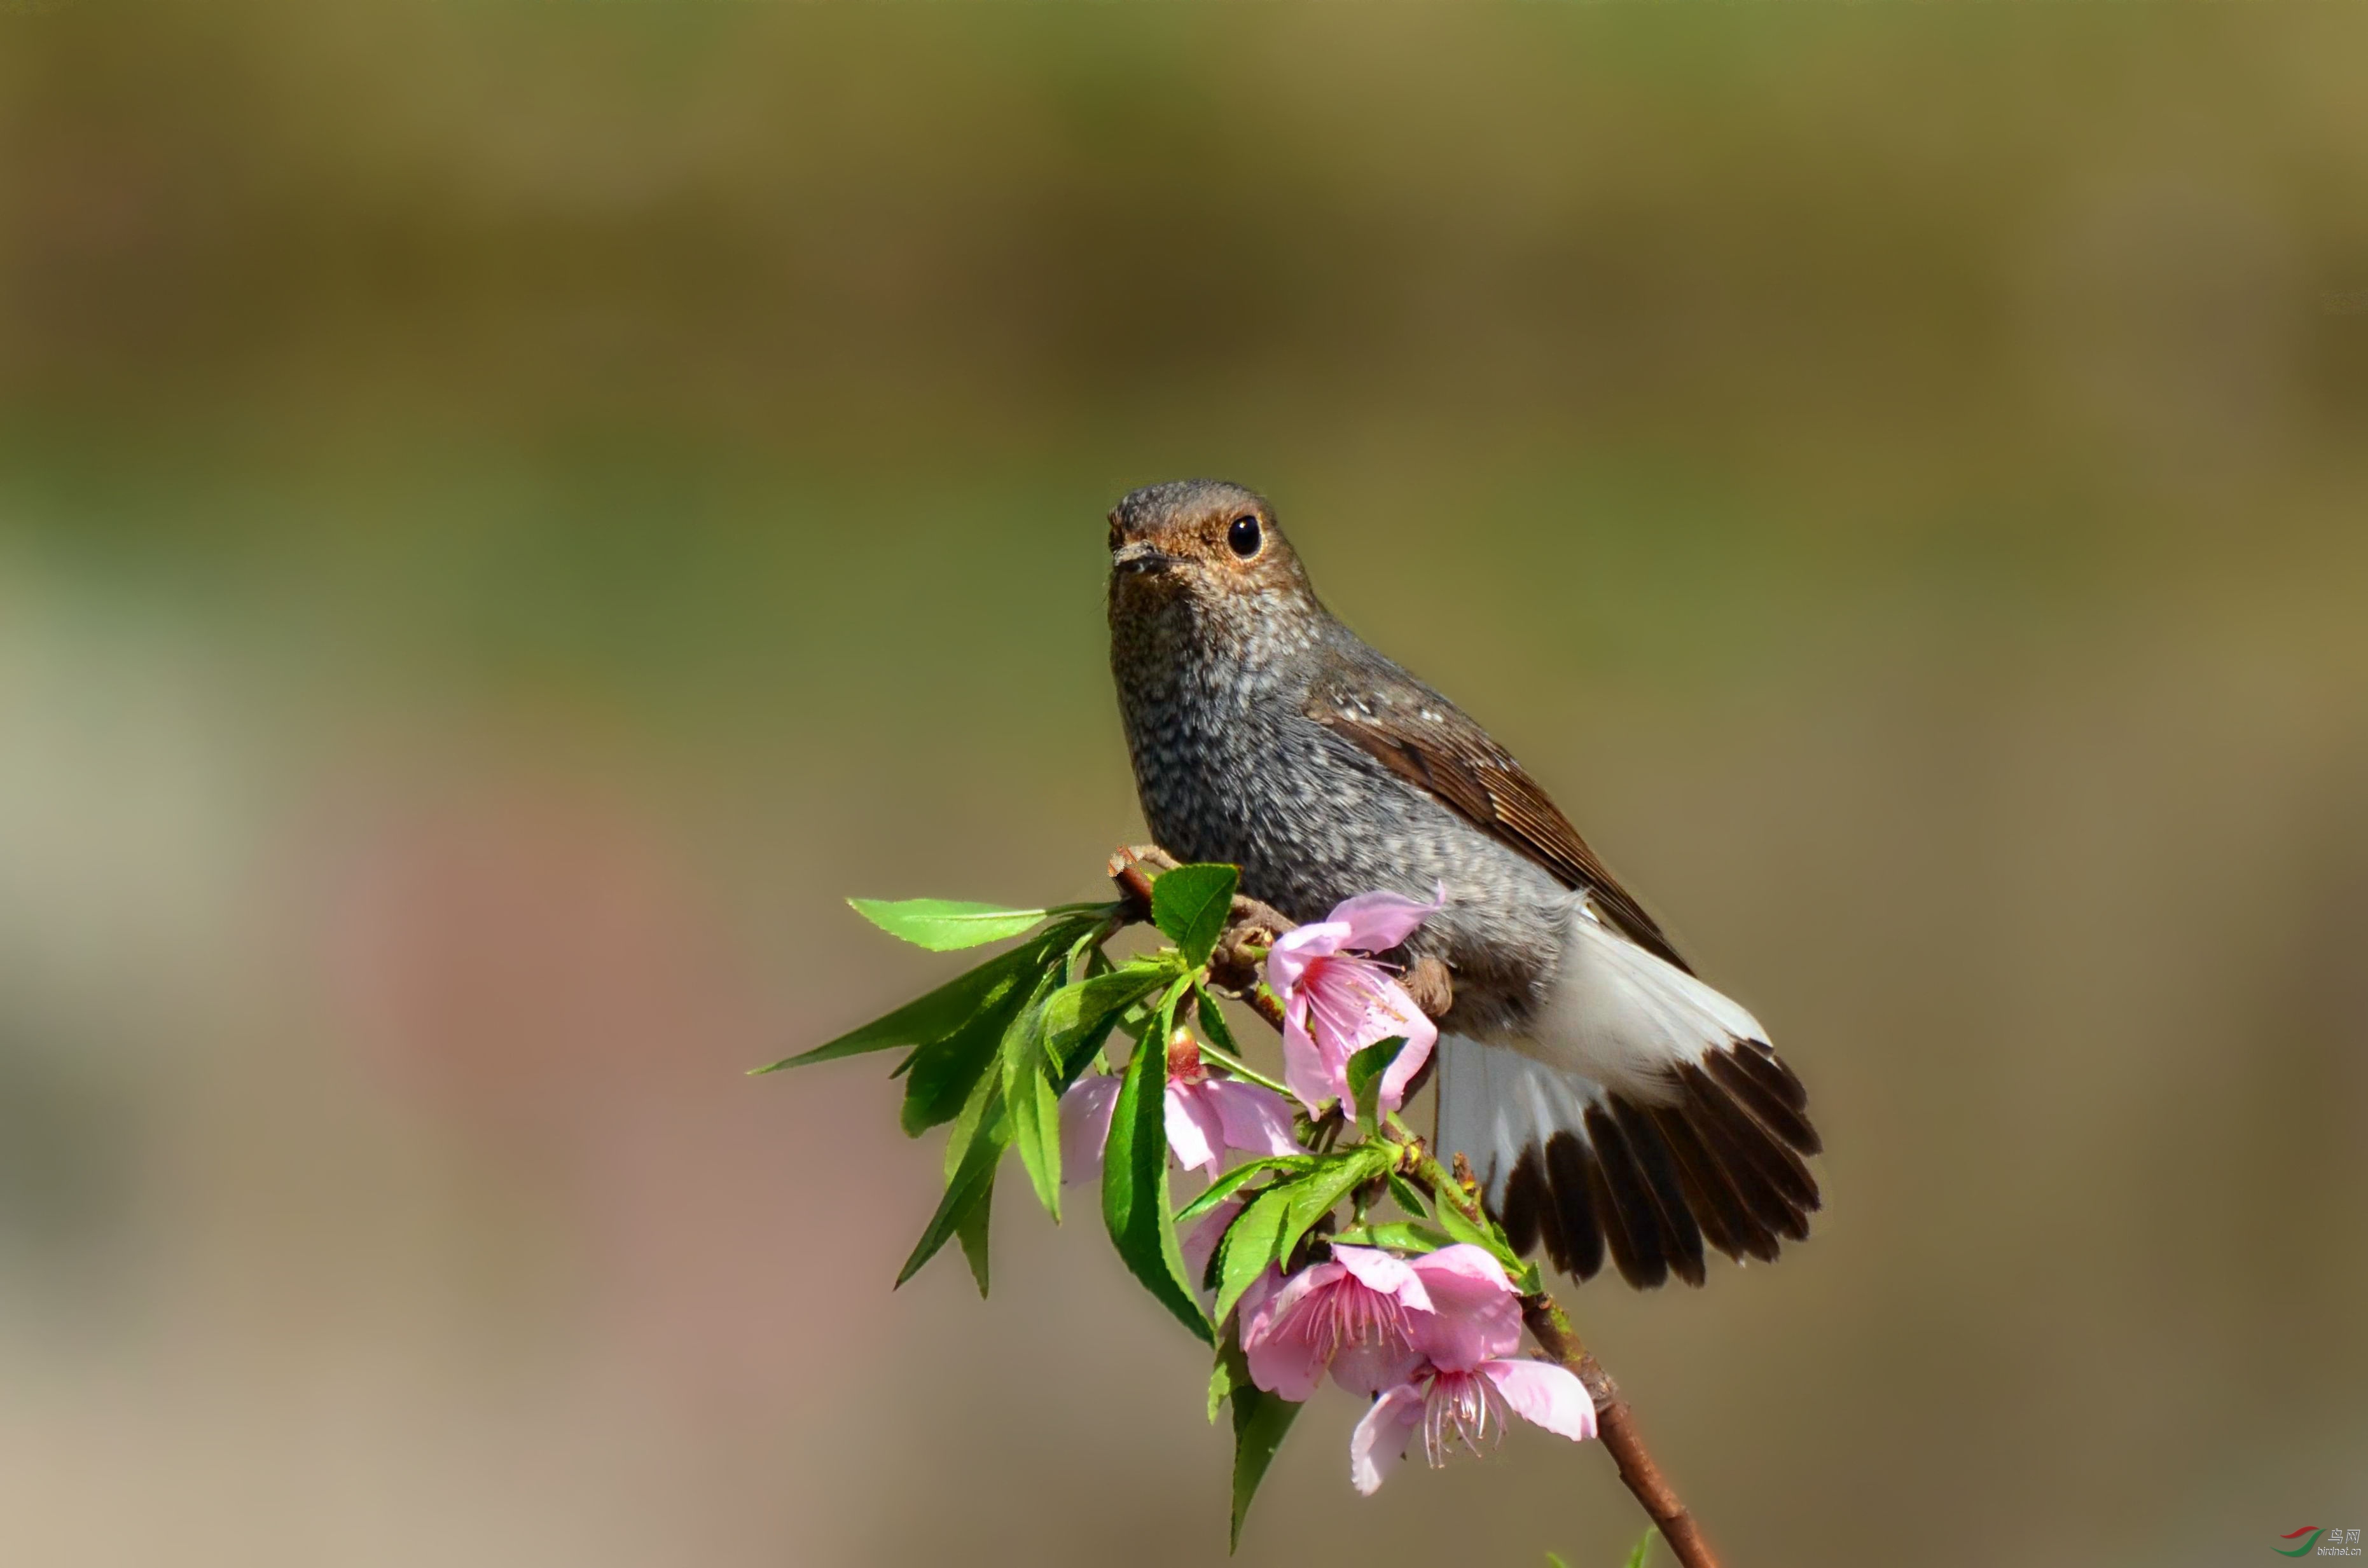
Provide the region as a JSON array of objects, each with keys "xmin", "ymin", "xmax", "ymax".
[
  {"xmin": 1330, "ymin": 1246, "xmax": 1434, "ymax": 1313},
  {"xmin": 1180, "ymin": 1195, "xmax": 1243, "ymax": 1288},
  {"xmin": 1325, "ymin": 884, "xmax": 1445, "ymax": 954},
  {"xmin": 1481, "ymin": 1359, "xmax": 1598, "ymax": 1443},
  {"xmin": 1328, "ymin": 1335, "xmax": 1428, "ymax": 1400},
  {"xmin": 1235, "ymin": 1265, "xmax": 1283, "ymax": 1329},
  {"xmin": 1278, "ymin": 1004, "xmax": 1340, "ymax": 1115},
  {"xmin": 1199, "ymin": 1078, "xmax": 1301, "ymax": 1159},
  {"xmin": 1406, "ymin": 1244, "xmax": 1514, "ymax": 1296},
  {"xmin": 1404, "ymin": 1245, "xmax": 1522, "ymax": 1368},
  {"xmin": 1349, "ymin": 1382, "xmax": 1428, "ymax": 1496},
  {"xmin": 1373, "ymin": 994, "xmax": 1438, "ymax": 1113},
  {"xmin": 1058, "ymin": 1075, "xmax": 1121, "ymax": 1186},
  {"xmin": 1164, "ymin": 1082, "xmax": 1228, "ymax": 1178},
  {"xmin": 1242, "ymin": 1262, "xmax": 1348, "ymax": 1401},
  {"xmin": 1264, "ymin": 919, "xmax": 1350, "ymax": 1000}
]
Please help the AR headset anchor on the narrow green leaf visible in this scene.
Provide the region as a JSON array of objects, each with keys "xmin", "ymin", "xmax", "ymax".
[
  {"xmin": 997, "ymin": 965, "xmax": 1067, "ymax": 1219},
  {"xmin": 943, "ymin": 1054, "xmax": 1003, "ymax": 1181},
  {"xmin": 1150, "ymin": 863, "xmax": 1238, "ymax": 968},
  {"xmin": 900, "ymin": 975, "xmax": 1028, "ymax": 1137},
  {"xmin": 1229, "ymin": 1379, "xmax": 1303, "ymax": 1553},
  {"xmin": 1433, "ymin": 1188, "xmax": 1525, "ymax": 1273},
  {"xmin": 1277, "ymin": 1146, "xmax": 1390, "ymax": 1267},
  {"xmin": 1344, "ymin": 1036, "xmax": 1406, "ymax": 1131},
  {"xmin": 1207, "ymin": 1342, "xmax": 1241, "ymax": 1425},
  {"xmin": 1212, "ymin": 1183, "xmax": 1293, "ymax": 1328},
  {"xmin": 955, "ymin": 1170, "xmax": 994, "ymax": 1297},
  {"xmin": 1042, "ymin": 964, "xmax": 1170, "ymax": 1072},
  {"xmin": 1174, "ymin": 1155, "xmax": 1319, "ymax": 1227},
  {"xmin": 890, "ymin": 921, "xmax": 1096, "ymax": 1134},
  {"xmin": 1101, "ymin": 984, "xmax": 1213, "ymax": 1344},
  {"xmin": 1008, "ymin": 1054, "xmax": 1065, "ymax": 1221},
  {"xmin": 752, "ymin": 941, "xmax": 1033, "ymax": 1074},
  {"xmin": 1331, "ymin": 1221, "xmax": 1453, "ymax": 1253},
  {"xmin": 897, "ymin": 1098, "xmax": 1007, "ymax": 1286},
  {"xmin": 1624, "ymin": 1529, "xmax": 1658, "ymax": 1568},
  {"xmin": 1191, "ymin": 981, "xmax": 1243, "ymax": 1057},
  {"xmin": 848, "ymin": 897, "xmax": 1048, "ymax": 951},
  {"xmin": 1386, "ymin": 1172, "xmax": 1430, "ymax": 1218}
]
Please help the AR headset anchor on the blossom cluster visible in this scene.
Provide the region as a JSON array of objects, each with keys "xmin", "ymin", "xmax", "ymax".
[
  {"xmin": 1244, "ymin": 1243, "xmax": 1596, "ymax": 1490},
  {"xmin": 1056, "ymin": 884, "xmax": 1596, "ymax": 1491}
]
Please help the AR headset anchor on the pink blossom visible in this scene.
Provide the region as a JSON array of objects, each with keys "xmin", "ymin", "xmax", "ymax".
[
  {"xmin": 1059, "ymin": 1033, "xmax": 1300, "ymax": 1185},
  {"xmin": 1349, "ymin": 1359, "xmax": 1596, "ymax": 1494},
  {"xmin": 1343, "ymin": 1244, "xmax": 1596, "ymax": 1494},
  {"xmin": 1264, "ymin": 887, "xmax": 1443, "ymax": 1116},
  {"xmin": 1240, "ymin": 1242, "xmax": 1514, "ymax": 1401}
]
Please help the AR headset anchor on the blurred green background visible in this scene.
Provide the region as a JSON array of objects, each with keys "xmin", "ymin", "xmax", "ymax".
[{"xmin": 1, "ymin": 2, "xmax": 2364, "ymax": 1564}]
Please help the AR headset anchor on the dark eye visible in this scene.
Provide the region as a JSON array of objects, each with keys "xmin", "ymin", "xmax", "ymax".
[{"xmin": 1227, "ymin": 515, "xmax": 1262, "ymax": 558}]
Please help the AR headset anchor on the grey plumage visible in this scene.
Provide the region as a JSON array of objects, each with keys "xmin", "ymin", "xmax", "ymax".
[{"xmin": 1106, "ymin": 478, "xmax": 1822, "ymax": 1290}]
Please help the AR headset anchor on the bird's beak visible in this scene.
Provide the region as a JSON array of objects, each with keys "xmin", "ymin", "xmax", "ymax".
[{"xmin": 1112, "ymin": 541, "xmax": 1177, "ymax": 576}]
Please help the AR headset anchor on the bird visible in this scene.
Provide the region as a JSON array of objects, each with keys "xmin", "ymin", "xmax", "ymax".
[{"xmin": 1105, "ymin": 477, "xmax": 1820, "ymax": 1290}]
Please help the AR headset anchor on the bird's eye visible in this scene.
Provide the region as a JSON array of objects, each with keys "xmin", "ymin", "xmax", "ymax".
[{"xmin": 1227, "ymin": 515, "xmax": 1263, "ymax": 558}]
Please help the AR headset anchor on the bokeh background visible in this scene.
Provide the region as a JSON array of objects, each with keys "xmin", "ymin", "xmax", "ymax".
[{"xmin": 2, "ymin": 3, "xmax": 2365, "ymax": 1564}]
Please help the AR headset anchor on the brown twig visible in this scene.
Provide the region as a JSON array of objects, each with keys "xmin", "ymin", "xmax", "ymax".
[
  {"xmin": 1520, "ymin": 1298, "xmax": 1717, "ymax": 1568},
  {"xmin": 1112, "ymin": 843, "xmax": 1722, "ymax": 1568}
]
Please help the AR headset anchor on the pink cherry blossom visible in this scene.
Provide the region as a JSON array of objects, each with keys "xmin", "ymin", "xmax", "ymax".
[
  {"xmin": 1343, "ymin": 1242, "xmax": 1596, "ymax": 1493},
  {"xmin": 1264, "ymin": 886, "xmax": 1443, "ymax": 1116},
  {"xmin": 1349, "ymin": 1358, "xmax": 1596, "ymax": 1494},
  {"xmin": 1059, "ymin": 1031, "xmax": 1300, "ymax": 1185},
  {"xmin": 1240, "ymin": 1243, "xmax": 1513, "ymax": 1401}
]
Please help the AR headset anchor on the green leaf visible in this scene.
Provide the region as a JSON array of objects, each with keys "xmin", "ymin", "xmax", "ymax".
[
  {"xmin": 1100, "ymin": 984, "xmax": 1212, "ymax": 1344},
  {"xmin": 1277, "ymin": 1145, "xmax": 1390, "ymax": 1266},
  {"xmin": 1624, "ymin": 1529, "xmax": 1658, "ymax": 1568},
  {"xmin": 1174, "ymin": 1155, "xmax": 1319, "ymax": 1227},
  {"xmin": 1212, "ymin": 1183, "xmax": 1293, "ymax": 1328},
  {"xmin": 1042, "ymin": 963, "xmax": 1171, "ymax": 1075},
  {"xmin": 1191, "ymin": 981, "xmax": 1243, "ymax": 1057},
  {"xmin": 1432, "ymin": 1187, "xmax": 1525, "ymax": 1273},
  {"xmin": 900, "ymin": 974, "xmax": 1029, "ymax": 1136},
  {"xmin": 897, "ymin": 1094, "xmax": 1007, "ymax": 1286},
  {"xmin": 1208, "ymin": 1317, "xmax": 1302, "ymax": 1551},
  {"xmin": 1344, "ymin": 1036, "xmax": 1406, "ymax": 1131},
  {"xmin": 1331, "ymin": 1221, "xmax": 1452, "ymax": 1253},
  {"xmin": 994, "ymin": 962, "xmax": 1062, "ymax": 1194},
  {"xmin": 1208, "ymin": 1351, "xmax": 1237, "ymax": 1425},
  {"xmin": 942, "ymin": 1056, "xmax": 1003, "ymax": 1181},
  {"xmin": 1006, "ymin": 1031, "xmax": 1065, "ymax": 1221},
  {"xmin": 1228, "ymin": 1377, "xmax": 1302, "ymax": 1553},
  {"xmin": 848, "ymin": 897, "xmax": 1048, "ymax": 951},
  {"xmin": 752, "ymin": 940, "xmax": 1034, "ymax": 1074},
  {"xmin": 955, "ymin": 1170, "xmax": 994, "ymax": 1297},
  {"xmin": 1386, "ymin": 1171, "xmax": 1430, "ymax": 1218},
  {"xmin": 1151, "ymin": 863, "xmax": 1238, "ymax": 968}
]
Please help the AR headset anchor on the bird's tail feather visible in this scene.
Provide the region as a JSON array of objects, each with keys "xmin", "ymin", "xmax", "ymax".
[{"xmin": 1436, "ymin": 1028, "xmax": 1821, "ymax": 1290}]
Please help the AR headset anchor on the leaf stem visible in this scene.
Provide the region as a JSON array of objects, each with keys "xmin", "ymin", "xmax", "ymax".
[{"xmin": 1192, "ymin": 1039, "xmax": 1292, "ymax": 1098}]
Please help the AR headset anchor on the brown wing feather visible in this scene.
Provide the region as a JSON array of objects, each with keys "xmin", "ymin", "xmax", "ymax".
[{"xmin": 1306, "ymin": 653, "xmax": 1693, "ymax": 973}]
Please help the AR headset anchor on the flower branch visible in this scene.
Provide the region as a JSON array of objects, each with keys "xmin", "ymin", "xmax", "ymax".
[{"xmin": 764, "ymin": 848, "xmax": 1722, "ymax": 1568}]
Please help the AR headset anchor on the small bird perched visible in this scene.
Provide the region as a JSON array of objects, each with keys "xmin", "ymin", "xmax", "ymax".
[{"xmin": 1107, "ymin": 478, "xmax": 1820, "ymax": 1290}]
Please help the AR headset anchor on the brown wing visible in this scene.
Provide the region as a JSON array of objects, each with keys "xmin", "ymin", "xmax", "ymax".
[{"xmin": 1306, "ymin": 651, "xmax": 1693, "ymax": 973}]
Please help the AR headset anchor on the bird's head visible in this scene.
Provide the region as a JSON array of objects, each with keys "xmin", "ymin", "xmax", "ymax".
[{"xmin": 1105, "ymin": 479, "xmax": 1315, "ymax": 628}]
